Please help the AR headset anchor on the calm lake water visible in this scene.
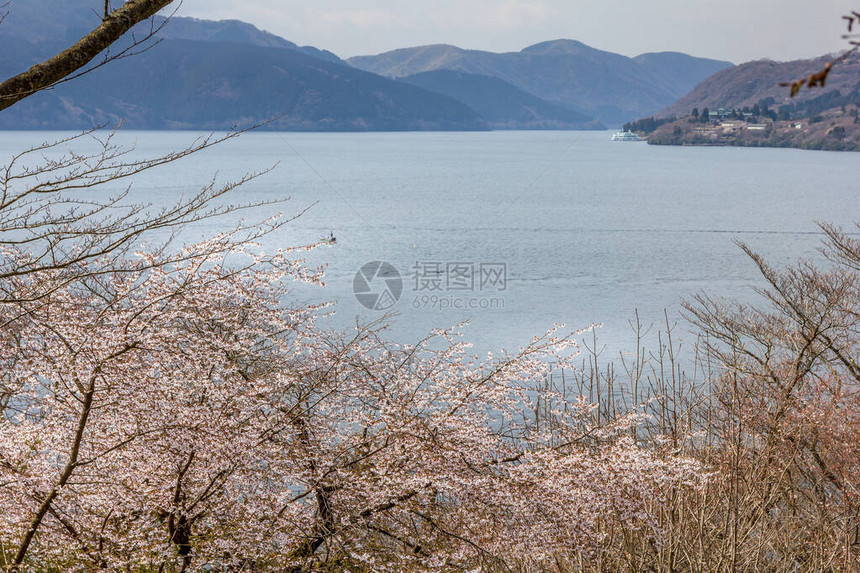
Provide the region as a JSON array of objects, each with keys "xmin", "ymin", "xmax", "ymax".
[{"xmin": 3, "ymin": 130, "xmax": 860, "ymax": 360}]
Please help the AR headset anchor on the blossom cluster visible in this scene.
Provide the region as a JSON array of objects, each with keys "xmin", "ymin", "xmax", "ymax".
[{"xmin": 0, "ymin": 238, "xmax": 704, "ymax": 571}]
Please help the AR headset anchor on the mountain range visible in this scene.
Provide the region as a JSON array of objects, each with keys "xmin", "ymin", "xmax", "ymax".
[
  {"xmin": 0, "ymin": 37, "xmax": 491, "ymax": 131},
  {"xmin": 148, "ymin": 15, "xmax": 345, "ymax": 64},
  {"xmin": 0, "ymin": 6, "xmax": 489, "ymax": 131},
  {"xmin": 349, "ymin": 41, "xmax": 732, "ymax": 125},
  {"xmin": 398, "ymin": 70, "xmax": 602, "ymax": 130},
  {"xmin": 0, "ymin": 1, "xmax": 732, "ymax": 130},
  {"xmin": 659, "ymin": 55, "xmax": 860, "ymax": 118}
]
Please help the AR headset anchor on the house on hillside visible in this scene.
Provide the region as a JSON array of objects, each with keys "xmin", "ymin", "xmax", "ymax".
[{"xmin": 709, "ymin": 108, "xmax": 733, "ymax": 120}]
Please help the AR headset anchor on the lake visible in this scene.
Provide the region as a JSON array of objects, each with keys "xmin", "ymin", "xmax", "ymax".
[{"xmin": 3, "ymin": 130, "xmax": 860, "ymax": 360}]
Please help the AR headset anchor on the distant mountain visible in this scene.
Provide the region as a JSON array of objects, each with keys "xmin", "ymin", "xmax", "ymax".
[
  {"xmin": 0, "ymin": 1, "xmax": 728, "ymax": 131},
  {"xmin": 0, "ymin": 2, "xmax": 491, "ymax": 131},
  {"xmin": 660, "ymin": 55, "xmax": 860, "ymax": 118},
  {"xmin": 0, "ymin": 1, "xmax": 343, "ymax": 64},
  {"xmin": 350, "ymin": 45, "xmax": 470, "ymax": 78},
  {"xmin": 0, "ymin": 0, "xmax": 100, "ymax": 45},
  {"xmin": 0, "ymin": 39, "xmax": 488, "ymax": 131},
  {"xmin": 147, "ymin": 16, "xmax": 344, "ymax": 64},
  {"xmin": 632, "ymin": 52, "xmax": 735, "ymax": 99},
  {"xmin": 348, "ymin": 40, "xmax": 732, "ymax": 125},
  {"xmin": 625, "ymin": 54, "xmax": 860, "ymax": 152},
  {"xmin": 399, "ymin": 70, "xmax": 604, "ymax": 130}
]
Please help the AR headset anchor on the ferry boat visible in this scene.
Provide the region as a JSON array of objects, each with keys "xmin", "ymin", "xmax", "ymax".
[{"xmin": 611, "ymin": 130, "xmax": 642, "ymax": 141}]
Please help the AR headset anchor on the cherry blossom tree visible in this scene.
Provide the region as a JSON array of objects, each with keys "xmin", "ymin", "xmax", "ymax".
[
  {"xmin": 0, "ymin": 234, "xmax": 324, "ymax": 570},
  {"xmin": 0, "ymin": 237, "xmax": 705, "ymax": 571}
]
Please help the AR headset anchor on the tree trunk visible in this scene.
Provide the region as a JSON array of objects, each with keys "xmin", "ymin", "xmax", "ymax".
[{"xmin": 0, "ymin": 0, "xmax": 175, "ymax": 112}]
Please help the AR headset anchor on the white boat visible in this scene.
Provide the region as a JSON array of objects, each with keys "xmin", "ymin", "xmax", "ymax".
[{"xmin": 611, "ymin": 130, "xmax": 642, "ymax": 141}]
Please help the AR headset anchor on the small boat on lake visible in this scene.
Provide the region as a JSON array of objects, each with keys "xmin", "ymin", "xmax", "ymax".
[{"xmin": 320, "ymin": 231, "xmax": 337, "ymax": 246}]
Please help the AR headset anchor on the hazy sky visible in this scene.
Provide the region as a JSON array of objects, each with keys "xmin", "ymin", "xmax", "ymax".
[{"xmin": 174, "ymin": 0, "xmax": 852, "ymax": 64}]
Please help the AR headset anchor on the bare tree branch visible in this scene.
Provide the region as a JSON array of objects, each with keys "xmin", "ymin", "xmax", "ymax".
[
  {"xmin": 0, "ymin": 0, "xmax": 177, "ymax": 111},
  {"xmin": 0, "ymin": 122, "xmax": 304, "ymax": 304},
  {"xmin": 780, "ymin": 12, "xmax": 860, "ymax": 96}
]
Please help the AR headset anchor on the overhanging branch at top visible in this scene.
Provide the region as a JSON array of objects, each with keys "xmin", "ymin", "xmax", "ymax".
[{"xmin": 0, "ymin": 0, "xmax": 175, "ymax": 112}]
